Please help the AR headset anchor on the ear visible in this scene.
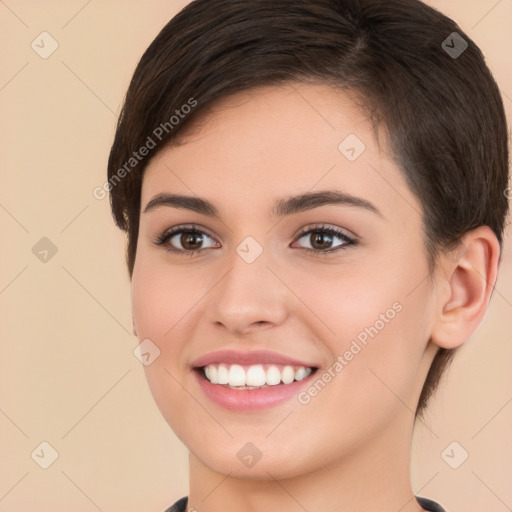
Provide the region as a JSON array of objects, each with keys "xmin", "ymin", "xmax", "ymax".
[{"xmin": 430, "ymin": 226, "xmax": 501, "ymax": 349}]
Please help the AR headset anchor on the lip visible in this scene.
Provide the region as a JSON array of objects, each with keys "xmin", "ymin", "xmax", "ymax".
[
  {"xmin": 190, "ymin": 349, "xmax": 318, "ymax": 369},
  {"xmin": 193, "ymin": 367, "xmax": 318, "ymax": 411},
  {"xmin": 190, "ymin": 350, "xmax": 319, "ymax": 411}
]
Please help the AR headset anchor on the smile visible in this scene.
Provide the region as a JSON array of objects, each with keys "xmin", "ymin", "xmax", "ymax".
[{"xmin": 202, "ymin": 363, "xmax": 314, "ymax": 389}]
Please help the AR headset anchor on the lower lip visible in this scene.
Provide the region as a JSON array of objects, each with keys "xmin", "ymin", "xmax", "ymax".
[{"xmin": 193, "ymin": 369, "xmax": 317, "ymax": 411}]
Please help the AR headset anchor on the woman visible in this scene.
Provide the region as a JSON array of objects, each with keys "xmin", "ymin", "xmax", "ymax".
[{"xmin": 107, "ymin": 1, "xmax": 509, "ymax": 510}]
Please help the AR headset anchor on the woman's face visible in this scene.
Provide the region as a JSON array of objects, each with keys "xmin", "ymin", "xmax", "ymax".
[{"xmin": 131, "ymin": 82, "xmax": 441, "ymax": 479}]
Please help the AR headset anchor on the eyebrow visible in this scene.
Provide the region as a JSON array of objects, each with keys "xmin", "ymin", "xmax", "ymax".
[{"xmin": 142, "ymin": 190, "xmax": 383, "ymax": 218}]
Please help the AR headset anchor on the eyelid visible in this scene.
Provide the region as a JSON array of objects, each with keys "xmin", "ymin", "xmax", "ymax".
[
  {"xmin": 291, "ymin": 224, "xmax": 358, "ymax": 253},
  {"xmin": 153, "ymin": 222, "xmax": 358, "ymax": 256},
  {"xmin": 155, "ymin": 223, "xmax": 215, "ymax": 240},
  {"xmin": 294, "ymin": 223, "xmax": 357, "ymax": 241},
  {"xmin": 153, "ymin": 223, "xmax": 217, "ymax": 247}
]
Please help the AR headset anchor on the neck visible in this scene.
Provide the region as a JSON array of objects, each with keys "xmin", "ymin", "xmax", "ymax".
[{"xmin": 186, "ymin": 409, "xmax": 427, "ymax": 512}]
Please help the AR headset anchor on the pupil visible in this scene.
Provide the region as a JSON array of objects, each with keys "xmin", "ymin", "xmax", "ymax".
[
  {"xmin": 182, "ymin": 232, "xmax": 202, "ymax": 250},
  {"xmin": 311, "ymin": 232, "xmax": 332, "ymax": 249}
]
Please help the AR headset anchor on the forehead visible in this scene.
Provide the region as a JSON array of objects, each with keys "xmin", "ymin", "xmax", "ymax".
[{"xmin": 141, "ymin": 82, "xmax": 421, "ymax": 223}]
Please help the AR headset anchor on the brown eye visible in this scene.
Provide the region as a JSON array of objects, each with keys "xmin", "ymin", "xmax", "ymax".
[
  {"xmin": 293, "ymin": 225, "xmax": 357, "ymax": 254},
  {"xmin": 309, "ymin": 231, "xmax": 335, "ymax": 250},
  {"xmin": 179, "ymin": 231, "xmax": 204, "ymax": 250},
  {"xmin": 154, "ymin": 225, "xmax": 219, "ymax": 256}
]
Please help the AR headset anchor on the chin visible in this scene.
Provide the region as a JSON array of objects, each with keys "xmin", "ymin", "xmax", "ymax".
[
  {"xmin": 207, "ymin": 459, "xmax": 302, "ymax": 481},
  {"xmin": 192, "ymin": 442, "xmax": 316, "ymax": 481}
]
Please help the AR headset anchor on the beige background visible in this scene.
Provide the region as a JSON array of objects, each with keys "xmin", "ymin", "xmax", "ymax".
[{"xmin": 0, "ymin": 1, "xmax": 511, "ymax": 511}]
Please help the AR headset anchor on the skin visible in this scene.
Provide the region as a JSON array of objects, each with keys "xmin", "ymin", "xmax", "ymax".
[{"xmin": 131, "ymin": 82, "xmax": 500, "ymax": 512}]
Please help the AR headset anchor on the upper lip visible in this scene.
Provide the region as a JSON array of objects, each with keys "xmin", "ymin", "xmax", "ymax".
[{"xmin": 191, "ymin": 350, "xmax": 319, "ymax": 368}]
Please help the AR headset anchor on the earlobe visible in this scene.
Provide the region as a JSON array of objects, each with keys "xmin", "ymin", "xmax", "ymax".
[{"xmin": 430, "ymin": 226, "xmax": 501, "ymax": 350}]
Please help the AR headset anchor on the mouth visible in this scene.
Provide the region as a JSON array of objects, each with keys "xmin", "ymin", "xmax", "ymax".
[
  {"xmin": 195, "ymin": 363, "xmax": 318, "ymax": 390},
  {"xmin": 191, "ymin": 350, "xmax": 320, "ymax": 411}
]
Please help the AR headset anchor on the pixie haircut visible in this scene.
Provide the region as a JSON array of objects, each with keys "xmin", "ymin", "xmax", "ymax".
[{"xmin": 107, "ymin": 0, "xmax": 509, "ymax": 419}]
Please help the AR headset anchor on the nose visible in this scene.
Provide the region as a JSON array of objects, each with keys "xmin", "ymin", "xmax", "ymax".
[{"xmin": 207, "ymin": 248, "xmax": 289, "ymax": 336}]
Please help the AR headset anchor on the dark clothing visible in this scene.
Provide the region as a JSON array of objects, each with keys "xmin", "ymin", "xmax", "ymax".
[
  {"xmin": 164, "ymin": 495, "xmax": 447, "ymax": 511},
  {"xmin": 416, "ymin": 497, "xmax": 448, "ymax": 511}
]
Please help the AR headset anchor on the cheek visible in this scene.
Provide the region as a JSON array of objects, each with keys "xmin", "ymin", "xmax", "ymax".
[
  {"xmin": 292, "ymin": 262, "xmax": 432, "ymax": 402},
  {"xmin": 285, "ymin": 263, "xmax": 400, "ymax": 345},
  {"xmin": 131, "ymin": 257, "xmax": 197, "ymax": 340},
  {"xmin": 131, "ymin": 260, "xmax": 196, "ymax": 440}
]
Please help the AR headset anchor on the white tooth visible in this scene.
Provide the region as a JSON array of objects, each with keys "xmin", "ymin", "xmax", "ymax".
[
  {"xmin": 266, "ymin": 365, "xmax": 281, "ymax": 386},
  {"xmin": 246, "ymin": 365, "xmax": 266, "ymax": 386},
  {"xmin": 295, "ymin": 367, "xmax": 311, "ymax": 381},
  {"xmin": 205, "ymin": 365, "xmax": 218, "ymax": 384},
  {"xmin": 281, "ymin": 365, "xmax": 295, "ymax": 384},
  {"xmin": 217, "ymin": 364, "xmax": 229, "ymax": 384},
  {"xmin": 206, "ymin": 363, "xmax": 313, "ymax": 387},
  {"xmin": 228, "ymin": 364, "xmax": 246, "ymax": 386}
]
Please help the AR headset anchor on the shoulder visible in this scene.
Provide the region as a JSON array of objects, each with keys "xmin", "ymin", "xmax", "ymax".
[
  {"xmin": 417, "ymin": 496, "xmax": 448, "ymax": 512},
  {"xmin": 163, "ymin": 496, "xmax": 188, "ymax": 512},
  {"xmin": 164, "ymin": 496, "xmax": 447, "ymax": 512}
]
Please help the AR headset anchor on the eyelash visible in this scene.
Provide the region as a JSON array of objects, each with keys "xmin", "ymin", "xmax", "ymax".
[{"xmin": 152, "ymin": 223, "xmax": 358, "ymax": 257}]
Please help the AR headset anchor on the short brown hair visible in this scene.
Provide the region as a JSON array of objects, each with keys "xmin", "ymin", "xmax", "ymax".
[{"xmin": 107, "ymin": 0, "xmax": 509, "ymax": 419}]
